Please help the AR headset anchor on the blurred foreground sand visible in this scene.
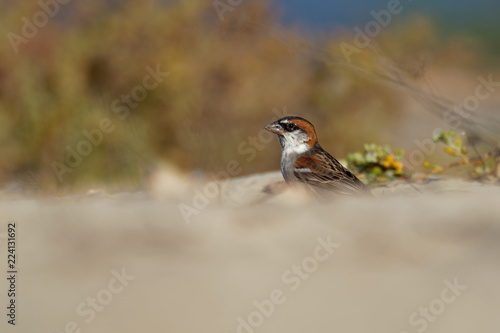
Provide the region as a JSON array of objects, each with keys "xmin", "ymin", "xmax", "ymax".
[{"xmin": 1, "ymin": 172, "xmax": 500, "ymax": 333}]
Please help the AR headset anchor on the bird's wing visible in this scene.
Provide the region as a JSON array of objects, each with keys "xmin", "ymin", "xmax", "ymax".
[{"xmin": 294, "ymin": 152, "xmax": 369, "ymax": 196}]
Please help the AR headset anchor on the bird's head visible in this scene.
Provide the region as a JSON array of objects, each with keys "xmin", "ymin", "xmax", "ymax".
[{"xmin": 265, "ymin": 116, "xmax": 318, "ymax": 154}]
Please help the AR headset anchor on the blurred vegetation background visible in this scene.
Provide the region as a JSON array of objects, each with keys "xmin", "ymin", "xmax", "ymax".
[{"xmin": 0, "ymin": 0, "xmax": 499, "ymax": 193}]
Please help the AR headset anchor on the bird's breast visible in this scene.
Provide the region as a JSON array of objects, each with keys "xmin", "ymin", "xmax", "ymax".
[{"xmin": 280, "ymin": 152, "xmax": 299, "ymax": 182}]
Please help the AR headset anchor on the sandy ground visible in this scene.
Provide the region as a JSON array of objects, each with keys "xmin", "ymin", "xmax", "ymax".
[{"xmin": 1, "ymin": 172, "xmax": 500, "ymax": 333}]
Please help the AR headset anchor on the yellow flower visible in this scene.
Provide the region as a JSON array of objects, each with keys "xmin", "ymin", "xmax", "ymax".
[
  {"xmin": 382, "ymin": 155, "xmax": 394, "ymax": 168},
  {"xmin": 423, "ymin": 161, "xmax": 430, "ymax": 168},
  {"xmin": 432, "ymin": 166, "xmax": 443, "ymax": 173},
  {"xmin": 393, "ymin": 162, "xmax": 403, "ymax": 176},
  {"xmin": 392, "ymin": 161, "xmax": 403, "ymax": 170},
  {"xmin": 444, "ymin": 146, "xmax": 457, "ymax": 156}
]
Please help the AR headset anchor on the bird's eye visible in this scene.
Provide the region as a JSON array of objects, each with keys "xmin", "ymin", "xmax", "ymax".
[{"xmin": 285, "ymin": 122, "xmax": 297, "ymax": 131}]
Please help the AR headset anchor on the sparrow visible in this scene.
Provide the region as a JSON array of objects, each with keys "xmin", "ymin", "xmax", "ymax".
[{"xmin": 265, "ymin": 116, "xmax": 370, "ymax": 196}]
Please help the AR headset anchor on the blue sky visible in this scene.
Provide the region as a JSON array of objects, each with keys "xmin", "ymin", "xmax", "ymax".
[
  {"xmin": 270, "ymin": 0, "xmax": 500, "ymax": 53},
  {"xmin": 271, "ymin": 0, "xmax": 499, "ymax": 29}
]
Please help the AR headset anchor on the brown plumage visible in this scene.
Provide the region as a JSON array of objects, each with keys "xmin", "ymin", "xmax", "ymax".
[{"xmin": 265, "ymin": 116, "xmax": 370, "ymax": 196}]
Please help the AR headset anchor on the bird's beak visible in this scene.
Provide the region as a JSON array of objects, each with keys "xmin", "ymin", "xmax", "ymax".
[{"xmin": 265, "ymin": 122, "xmax": 284, "ymax": 135}]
